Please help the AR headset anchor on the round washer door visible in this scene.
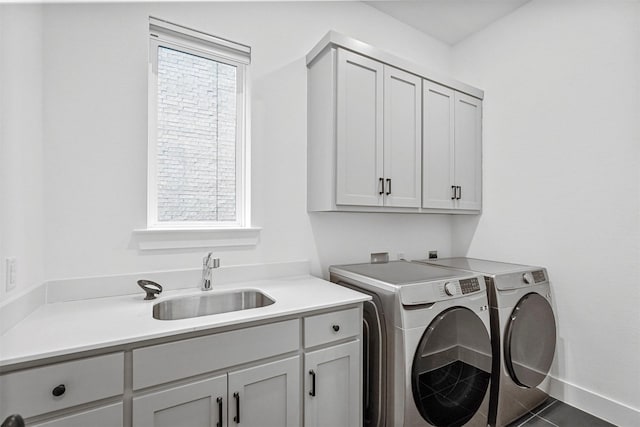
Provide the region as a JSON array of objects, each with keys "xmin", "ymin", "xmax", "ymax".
[
  {"xmin": 411, "ymin": 307, "xmax": 491, "ymax": 427},
  {"xmin": 505, "ymin": 292, "xmax": 557, "ymax": 388}
]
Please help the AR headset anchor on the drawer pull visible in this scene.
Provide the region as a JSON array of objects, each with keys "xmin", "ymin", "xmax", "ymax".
[
  {"xmin": 1, "ymin": 414, "xmax": 25, "ymax": 427},
  {"xmin": 332, "ymin": 324, "xmax": 340, "ymax": 332},
  {"xmin": 51, "ymin": 384, "xmax": 66, "ymax": 397}
]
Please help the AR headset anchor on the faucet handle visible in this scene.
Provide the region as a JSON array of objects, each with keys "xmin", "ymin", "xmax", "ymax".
[
  {"xmin": 203, "ymin": 252, "xmax": 220, "ymax": 268},
  {"xmin": 203, "ymin": 252, "xmax": 212, "ymax": 266}
]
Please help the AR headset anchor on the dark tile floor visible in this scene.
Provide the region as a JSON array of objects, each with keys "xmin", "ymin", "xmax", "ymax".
[{"xmin": 507, "ymin": 398, "xmax": 616, "ymax": 427}]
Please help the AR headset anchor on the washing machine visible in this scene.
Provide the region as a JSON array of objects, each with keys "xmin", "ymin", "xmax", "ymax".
[
  {"xmin": 414, "ymin": 258, "xmax": 557, "ymax": 427},
  {"xmin": 329, "ymin": 260, "xmax": 492, "ymax": 427}
]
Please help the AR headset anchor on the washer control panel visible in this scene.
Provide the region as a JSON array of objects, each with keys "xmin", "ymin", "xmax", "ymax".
[
  {"xmin": 442, "ymin": 278, "xmax": 482, "ymax": 297},
  {"xmin": 523, "ymin": 270, "xmax": 547, "ymax": 285},
  {"xmin": 459, "ymin": 277, "xmax": 481, "ymax": 294},
  {"xmin": 532, "ymin": 270, "xmax": 547, "ymax": 283}
]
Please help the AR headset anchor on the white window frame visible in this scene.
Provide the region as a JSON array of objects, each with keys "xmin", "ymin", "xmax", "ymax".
[{"xmin": 147, "ymin": 17, "xmax": 251, "ymax": 230}]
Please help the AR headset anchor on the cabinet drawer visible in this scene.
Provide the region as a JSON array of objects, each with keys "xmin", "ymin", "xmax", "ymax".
[
  {"xmin": 304, "ymin": 308, "xmax": 360, "ymax": 348},
  {"xmin": 31, "ymin": 402, "xmax": 123, "ymax": 427},
  {"xmin": 133, "ymin": 319, "xmax": 300, "ymax": 390},
  {"xmin": 0, "ymin": 352, "xmax": 124, "ymax": 419}
]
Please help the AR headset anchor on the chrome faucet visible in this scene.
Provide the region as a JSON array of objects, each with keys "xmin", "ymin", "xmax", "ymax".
[{"xmin": 201, "ymin": 252, "xmax": 220, "ymax": 291}]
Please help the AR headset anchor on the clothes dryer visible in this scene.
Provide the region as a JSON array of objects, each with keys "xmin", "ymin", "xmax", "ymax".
[
  {"xmin": 414, "ymin": 258, "xmax": 557, "ymax": 427},
  {"xmin": 330, "ymin": 261, "xmax": 492, "ymax": 427}
]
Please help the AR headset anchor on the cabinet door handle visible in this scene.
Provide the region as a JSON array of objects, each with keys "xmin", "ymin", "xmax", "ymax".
[
  {"xmin": 233, "ymin": 392, "xmax": 240, "ymax": 423},
  {"xmin": 456, "ymin": 186, "xmax": 462, "ymax": 200},
  {"xmin": 451, "ymin": 186, "xmax": 456, "ymax": 200},
  {"xmin": 216, "ymin": 397, "xmax": 223, "ymax": 427},
  {"xmin": 386, "ymin": 178, "xmax": 391, "ymax": 195},
  {"xmin": 309, "ymin": 369, "xmax": 316, "ymax": 396},
  {"xmin": 379, "ymin": 178, "xmax": 384, "ymax": 195}
]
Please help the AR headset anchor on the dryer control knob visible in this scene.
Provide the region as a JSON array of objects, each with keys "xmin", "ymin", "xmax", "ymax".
[
  {"xmin": 444, "ymin": 282, "xmax": 458, "ymax": 296},
  {"xmin": 522, "ymin": 272, "xmax": 533, "ymax": 284}
]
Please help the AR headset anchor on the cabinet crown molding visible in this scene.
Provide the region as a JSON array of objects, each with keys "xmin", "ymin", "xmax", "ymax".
[{"xmin": 306, "ymin": 30, "xmax": 484, "ymax": 100}]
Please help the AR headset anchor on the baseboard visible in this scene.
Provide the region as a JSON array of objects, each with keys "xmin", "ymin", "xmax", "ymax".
[{"xmin": 548, "ymin": 375, "xmax": 640, "ymax": 427}]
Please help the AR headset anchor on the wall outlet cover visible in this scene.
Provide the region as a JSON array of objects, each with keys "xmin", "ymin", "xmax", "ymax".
[
  {"xmin": 5, "ymin": 257, "xmax": 17, "ymax": 292},
  {"xmin": 370, "ymin": 252, "xmax": 389, "ymax": 264}
]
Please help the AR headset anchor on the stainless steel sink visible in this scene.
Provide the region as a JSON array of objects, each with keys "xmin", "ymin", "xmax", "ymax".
[{"xmin": 153, "ymin": 290, "xmax": 275, "ymax": 320}]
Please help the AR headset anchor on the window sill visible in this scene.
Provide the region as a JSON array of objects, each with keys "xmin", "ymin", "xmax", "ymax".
[{"xmin": 132, "ymin": 227, "xmax": 261, "ymax": 250}]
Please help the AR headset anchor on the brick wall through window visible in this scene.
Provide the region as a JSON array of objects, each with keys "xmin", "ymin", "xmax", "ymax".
[{"xmin": 156, "ymin": 46, "xmax": 237, "ymax": 222}]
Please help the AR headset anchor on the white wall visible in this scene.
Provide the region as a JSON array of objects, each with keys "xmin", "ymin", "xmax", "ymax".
[
  {"xmin": 3, "ymin": 0, "xmax": 639, "ymax": 423},
  {"xmin": 0, "ymin": 5, "xmax": 45, "ymax": 299},
  {"xmin": 451, "ymin": 0, "xmax": 640, "ymax": 423},
  {"xmin": 39, "ymin": 1, "xmax": 453, "ymax": 282}
]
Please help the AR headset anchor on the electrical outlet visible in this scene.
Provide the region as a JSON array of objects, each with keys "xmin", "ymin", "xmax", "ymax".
[
  {"xmin": 5, "ymin": 257, "xmax": 17, "ymax": 292},
  {"xmin": 397, "ymin": 252, "xmax": 405, "ymax": 261},
  {"xmin": 428, "ymin": 251, "xmax": 438, "ymax": 259}
]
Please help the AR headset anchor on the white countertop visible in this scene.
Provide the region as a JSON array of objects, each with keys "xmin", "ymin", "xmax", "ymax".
[{"xmin": 0, "ymin": 274, "xmax": 369, "ymax": 368}]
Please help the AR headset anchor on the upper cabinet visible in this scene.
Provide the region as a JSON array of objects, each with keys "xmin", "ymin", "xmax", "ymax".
[
  {"xmin": 422, "ymin": 82, "xmax": 482, "ymax": 211},
  {"xmin": 334, "ymin": 49, "xmax": 384, "ymax": 207},
  {"xmin": 334, "ymin": 49, "xmax": 421, "ymax": 208},
  {"xmin": 453, "ymin": 92, "xmax": 482, "ymax": 210},
  {"xmin": 307, "ymin": 31, "xmax": 483, "ymax": 214},
  {"xmin": 383, "ymin": 65, "xmax": 422, "ymax": 208}
]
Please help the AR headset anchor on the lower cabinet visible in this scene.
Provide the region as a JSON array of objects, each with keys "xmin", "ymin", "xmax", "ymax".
[
  {"xmin": 0, "ymin": 352, "xmax": 124, "ymax": 421},
  {"xmin": 31, "ymin": 402, "xmax": 123, "ymax": 427},
  {"xmin": 132, "ymin": 356, "xmax": 300, "ymax": 427},
  {"xmin": 133, "ymin": 375, "xmax": 227, "ymax": 427},
  {"xmin": 228, "ymin": 356, "xmax": 300, "ymax": 427},
  {"xmin": 0, "ymin": 352, "xmax": 124, "ymax": 427},
  {"xmin": 2, "ymin": 306, "xmax": 362, "ymax": 427},
  {"xmin": 304, "ymin": 341, "xmax": 360, "ymax": 427}
]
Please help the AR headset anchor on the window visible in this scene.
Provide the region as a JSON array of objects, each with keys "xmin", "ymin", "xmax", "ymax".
[{"xmin": 148, "ymin": 17, "xmax": 250, "ymax": 229}]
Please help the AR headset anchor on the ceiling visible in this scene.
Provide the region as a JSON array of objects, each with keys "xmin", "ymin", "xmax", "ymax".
[{"xmin": 365, "ymin": 0, "xmax": 532, "ymax": 45}]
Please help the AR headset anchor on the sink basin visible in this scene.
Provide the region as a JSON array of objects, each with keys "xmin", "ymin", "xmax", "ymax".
[{"xmin": 153, "ymin": 290, "xmax": 275, "ymax": 320}]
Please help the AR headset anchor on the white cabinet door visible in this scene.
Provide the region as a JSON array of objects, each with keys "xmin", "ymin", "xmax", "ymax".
[
  {"xmin": 227, "ymin": 356, "xmax": 300, "ymax": 427},
  {"xmin": 336, "ymin": 49, "xmax": 384, "ymax": 207},
  {"xmin": 304, "ymin": 341, "xmax": 360, "ymax": 427},
  {"xmin": 383, "ymin": 66, "xmax": 422, "ymax": 208},
  {"xmin": 132, "ymin": 375, "xmax": 227, "ymax": 427},
  {"xmin": 422, "ymin": 80, "xmax": 455, "ymax": 209},
  {"xmin": 454, "ymin": 92, "xmax": 482, "ymax": 211},
  {"xmin": 31, "ymin": 402, "xmax": 123, "ymax": 427},
  {"xmin": 423, "ymin": 81, "xmax": 482, "ymax": 211}
]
